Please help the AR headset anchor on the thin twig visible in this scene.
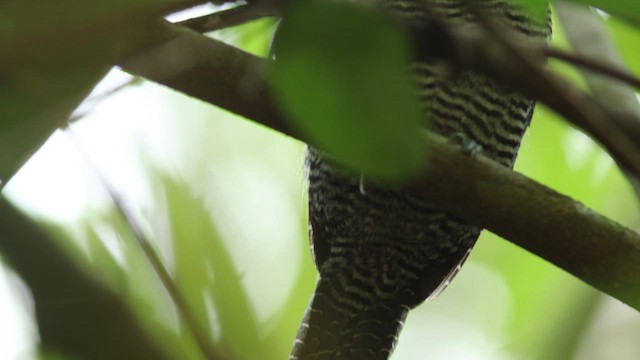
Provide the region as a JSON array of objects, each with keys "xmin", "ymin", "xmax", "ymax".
[
  {"xmin": 156, "ymin": 1, "xmax": 217, "ymax": 16},
  {"xmin": 68, "ymin": 77, "xmax": 141, "ymax": 123},
  {"xmin": 457, "ymin": 0, "xmax": 640, "ymax": 181},
  {"xmin": 64, "ymin": 128, "xmax": 228, "ymax": 360},
  {"xmin": 556, "ymin": 0, "xmax": 640, "ymax": 198},
  {"xmin": 546, "ymin": 47, "xmax": 640, "ymax": 89},
  {"xmin": 178, "ymin": 0, "xmax": 279, "ymax": 32}
]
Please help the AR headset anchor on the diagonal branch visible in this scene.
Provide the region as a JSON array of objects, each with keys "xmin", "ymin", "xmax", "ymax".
[
  {"xmin": 409, "ymin": 132, "xmax": 640, "ymax": 310},
  {"xmin": 431, "ymin": 2, "xmax": 640, "ymax": 182},
  {"xmin": 117, "ymin": 19, "xmax": 640, "ymax": 310},
  {"xmin": 546, "ymin": 47, "xmax": 640, "ymax": 90},
  {"xmin": 120, "ymin": 20, "xmax": 288, "ymax": 136},
  {"xmin": 556, "ymin": 1, "xmax": 640, "ymax": 198}
]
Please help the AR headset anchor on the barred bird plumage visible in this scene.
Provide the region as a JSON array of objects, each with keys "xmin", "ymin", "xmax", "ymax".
[{"xmin": 290, "ymin": 1, "xmax": 550, "ymax": 359}]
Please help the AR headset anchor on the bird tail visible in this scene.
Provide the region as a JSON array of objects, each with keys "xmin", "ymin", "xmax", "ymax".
[{"xmin": 290, "ymin": 278, "xmax": 409, "ymax": 360}]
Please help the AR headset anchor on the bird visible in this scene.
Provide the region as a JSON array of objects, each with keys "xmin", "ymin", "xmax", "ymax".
[{"xmin": 290, "ymin": 1, "xmax": 550, "ymax": 359}]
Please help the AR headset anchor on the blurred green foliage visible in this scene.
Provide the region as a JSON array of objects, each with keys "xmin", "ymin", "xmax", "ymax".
[
  {"xmin": 272, "ymin": 0, "xmax": 425, "ymax": 182},
  {"xmin": 0, "ymin": 0, "xmax": 186, "ymax": 186},
  {"xmin": 1, "ymin": 1, "xmax": 640, "ymax": 360}
]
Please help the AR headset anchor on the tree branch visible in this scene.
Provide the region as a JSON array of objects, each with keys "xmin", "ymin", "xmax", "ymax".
[
  {"xmin": 120, "ymin": 19, "xmax": 290, "ymax": 137},
  {"xmin": 556, "ymin": 1, "xmax": 640, "ymax": 198},
  {"xmin": 409, "ymin": 133, "xmax": 640, "ymax": 310},
  {"xmin": 117, "ymin": 20, "xmax": 640, "ymax": 310},
  {"xmin": 546, "ymin": 47, "xmax": 640, "ymax": 90},
  {"xmin": 424, "ymin": 4, "xmax": 640, "ymax": 182}
]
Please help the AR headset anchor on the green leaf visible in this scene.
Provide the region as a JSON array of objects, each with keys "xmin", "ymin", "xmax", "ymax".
[
  {"xmin": 0, "ymin": 15, "xmax": 107, "ymax": 185},
  {"xmin": 271, "ymin": 0, "xmax": 425, "ymax": 182},
  {"xmin": 163, "ymin": 175, "xmax": 261, "ymax": 359},
  {"xmin": 0, "ymin": 199, "xmax": 173, "ymax": 360},
  {"xmin": 0, "ymin": 63, "xmax": 109, "ymax": 186},
  {"xmin": 0, "ymin": 0, "xmax": 184, "ymax": 185}
]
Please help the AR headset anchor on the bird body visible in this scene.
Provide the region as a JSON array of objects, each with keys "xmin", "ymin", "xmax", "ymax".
[{"xmin": 291, "ymin": 1, "xmax": 550, "ymax": 359}]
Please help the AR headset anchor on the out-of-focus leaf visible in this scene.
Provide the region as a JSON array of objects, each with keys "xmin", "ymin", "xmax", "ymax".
[
  {"xmin": 45, "ymin": 208, "xmax": 204, "ymax": 360},
  {"xmin": 261, "ymin": 210, "xmax": 317, "ymax": 358},
  {"xmin": 0, "ymin": 1, "xmax": 114, "ymax": 183},
  {"xmin": 86, "ymin": 204, "xmax": 209, "ymax": 360},
  {"xmin": 0, "ymin": 0, "xmax": 193, "ymax": 64},
  {"xmin": 0, "ymin": 197, "xmax": 172, "ymax": 359},
  {"xmin": 569, "ymin": 0, "xmax": 640, "ymax": 26},
  {"xmin": 163, "ymin": 175, "xmax": 261, "ymax": 359},
  {"xmin": 0, "ymin": 62, "xmax": 109, "ymax": 186},
  {"xmin": 271, "ymin": 0, "xmax": 425, "ymax": 182},
  {"xmin": 0, "ymin": 0, "xmax": 189, "ymax": 186}
]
